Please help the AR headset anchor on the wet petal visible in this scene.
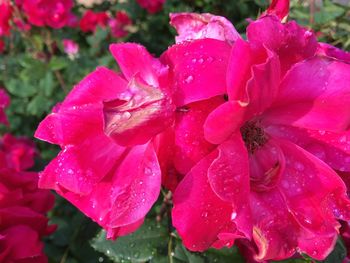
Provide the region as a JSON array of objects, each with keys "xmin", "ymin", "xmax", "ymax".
[
  {"xmin": 208, "ymin": 134, "xmax": 250, "ymax": 203},
  {"xmin": 247, "ymin": 16, "xmax": 317, "ymax": 74},
  {"xmin": 39, "ymin": 135, "xmax": 125, "ymax": 194},
  {"xmin": 227, "ymin": 39, "xmax": 280, "ymax": 114},
  {"xmin": 103, "ymin": 75, "xmax": 175, "ymax": 146},
  {"xmin": 161, "ymin": 38, "xmax": 231, "ymax": 106},
  {"xmin": 57, "ymin": 142, "xmax": 161, "ymax": 238},
  {"xmin": 264, "ymin": 57, "xmax": 350, "ymax": 132},
  {"xmin": 110, "ymin": 43, "xmax": 166, "ymax": 87},
  {"xmin": 172, "ymin": 151, "xmax": 238, "ymax": 251},
  {"xmin": 249, "ymin": 190, "xmax": 298, "ymax": 261},
  {"xmin": 204, "ymin": 100, "xmax": 247, "ymax": 144},
  {"xmin": 267, "ymin": 125, "xmax": 350, "ymax": 172},
  {"xmin": 174, "ymin": 96, "xmax": 224, "ymax": 174}
]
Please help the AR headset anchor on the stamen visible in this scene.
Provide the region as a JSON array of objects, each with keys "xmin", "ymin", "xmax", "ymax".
[{"xmin": 240, "ymin": 121, "xmax": 268, "ymax": 153}]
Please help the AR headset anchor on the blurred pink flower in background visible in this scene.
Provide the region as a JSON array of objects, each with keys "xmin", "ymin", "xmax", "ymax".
[
  {"xmin": 21, "ymin": 0, "xmax": 74, "ymax": 28},
  {"xmin": 63, "ymin": 38, "xmax": 79, "ymax": 59},
  {"xmin": 79, "ymin": 10, "xmax": 109, "ymax": 33},
  {"xmin": 0, "ymin": 0, "xmax": 12, "ymax": 36},
  {"xmin": 0, "ymin": 133, "xmax": 37, "ymax": 171},
  {"xmin": 109, "ymin": 11, "xmax": 132, "ymax": 38},
  {"xmin": 0, "ymin": 88, "xmax": 10, "ymax": 125},
  {"xmin": 136, "ymin": 0, "xmax": 165, "ymax": 14},
  {"xmin": 0, "ymin": 167, "xmax": 55, "ymax": 263}
]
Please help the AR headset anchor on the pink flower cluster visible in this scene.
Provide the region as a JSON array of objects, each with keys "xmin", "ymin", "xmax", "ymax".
[
  {"xmin": 36, "ymin": 1, "xmax": 350, "ymax": 262},
  {"xmin": 0, "ymin": 90, "xmax": 55, "ymax": 263},
  {"xmin": 79, "ymin": 10, "xmax": 132, "ymax": 38}
]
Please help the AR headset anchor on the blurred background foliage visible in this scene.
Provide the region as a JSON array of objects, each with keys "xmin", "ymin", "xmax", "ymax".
[{"xmin": 1, "ymin": 0, "xmax": 350, "ymax": 262}]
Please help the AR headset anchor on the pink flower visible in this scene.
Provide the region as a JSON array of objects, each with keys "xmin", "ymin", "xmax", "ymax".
[
  {"xmin": 62, "ymin": 38, "xmax": 79, "ymax": 58},
  {"xmin": 172, "ymin": 14, "xmax": 350, "ymax": 261},
  {"xmin": 136, "ymin": 0, "xmax": 165, "ymax": 14},
  {"xmin": 35, "ymin": 22, "xmax": 233, "ymax": 237},
  {"xmin": 0, "ymin": 133, "xmax": 37, "ymax": 171},
  {"xmin": 0, "ymin": 168, "xmax": 55, "ymax": 263},
  {"xmin": 0, "ymin": 88, "xmax": 10, "ymax": 125},
  {"xmin": 21, "ymin": 0, "xmax": 74, "ymax": 28},
  {"xmin": 35, "ymin": 43, "xmax": 173, "ymax": 238},
  {"xmin": 0, "ymin": 0, "xmax": 12, "ymax": 36},
  {"xmin": 79, "ymin": 10, "xmax": 109, "ymax": 33},
  {"xmin": 109, "ymin": 11, "xmax": 132, "ymax": 38}
]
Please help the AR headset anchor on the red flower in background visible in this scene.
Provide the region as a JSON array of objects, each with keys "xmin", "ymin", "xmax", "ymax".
[
  {"xmin": 109, "ymin": 11, "xmax": 132, "ymax": 38},
  {"xmin": 136, "ymin": 0, "xmax": 165, "ymax": 14},
  {"xmin": 0, "ymin": 88, "xmax": 10, "ymax": 125},
  {"xmin": 0, "ymin": 133, "xmax": 37, "ymax": 171},
  {"xmin": 0, "ymin": 0, "xmax": 12, "ymax": 36},
  {"xmin": 79, "ymin": 10, "xmax": 108, "ymax": 33},
  {"xmin": 0, "ymin": 168, "xmax": 55, "ymax": 263},
  {"xmin": 21, "ymin": 0, "xmax": 74, "ymax": 28}
]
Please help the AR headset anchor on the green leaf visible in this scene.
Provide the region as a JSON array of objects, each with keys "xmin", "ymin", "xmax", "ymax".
[
  {"xmin": 39, "ymin": 71, "xmax": 55, "ymax": 96},
  {"xmin": 91, "ymin": 219, "xmax": 168, "ymax": 262},
  {"xmin": 49, "ymin": 57, "xmax": 69, "ymax": 71},
  {"xmin": 6, "ymin": 79, "xmax": 37, "ymax": 97},
  {"xmin": 27, "ymin": 95, "xmax": 53, "ymax": 116},
  {"xmin": 173, "ymin": 243, "xmax": 245, "ymax": 263},
  {"xmin": 314, "ymin": 1, "xmax": 345, "ymax": 24}
]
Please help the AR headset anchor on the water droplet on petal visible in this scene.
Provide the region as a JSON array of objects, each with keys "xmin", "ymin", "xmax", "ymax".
[
  {"xmin": 184, "ymin": 75, "xmax": 194, "ymax": 84},
  {"xmin": 231, "ymin": 212, "xmax": 237, "ymax": 220}
]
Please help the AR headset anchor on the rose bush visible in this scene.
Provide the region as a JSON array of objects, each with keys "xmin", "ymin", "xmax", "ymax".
[
  {"xmin": 33, "ymin": 0, "xmax": 350, "ymax": 262},
  {"xmin": 2, "ymin": 0, "xmax": 350, "ymax": 262}
]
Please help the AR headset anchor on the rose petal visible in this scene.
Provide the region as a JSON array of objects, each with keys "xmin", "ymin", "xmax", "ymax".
[
  {"xmin": 172, "ymin": 151, "xmax": 238, "ymax": 251},
  {"xmin": 227, "ymin": 38, "xmax": 280, "ymax": 114},
  {"xmin": 204, "ymin": 101, "xmax": 247, "ymax": 144},
  {"xmin": 247, "ymin": 16, "xmax": 317, "ymax": 74},
  {"xmin": 170, "ymin": 12, "xmax": 240, "ymax": 44},
  {"xmin": 264, "ymin": 57, "xmax": 350, "ymax": 132},
  {"xmin": 174, "ymin": 96, "xmax": 224, "ymax": 174},
  {"xmin": 110, "ymin": 43, "xmax": 166, "ymax": 87},
  {"xmin": 161, "ymin": 38, "xmax": 231, "ymax": 106}
]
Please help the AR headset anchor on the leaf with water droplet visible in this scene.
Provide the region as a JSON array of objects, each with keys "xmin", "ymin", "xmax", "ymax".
[{"xmin": 91, "ymin": 219, "xmax": 168, "ymax": 262}]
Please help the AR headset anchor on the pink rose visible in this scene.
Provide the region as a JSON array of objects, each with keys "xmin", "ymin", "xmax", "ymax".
[
  {"xmin": 0, "ymin": 0, "xmax": 12, "ymax": 36},
  {"xmin": 172, "ymin": 14, "xmax": 350, "ymax": 262},
  {"xmin": 62, "ymin": 38, "xmax": 79, "ymax": 58},
  {"xmin": 35, "ymin": 28, "xmax": 233, "ymax": 238},
  {"xmin": 0, "ymin": 167, "xmax": 55, "ymax": 263},
  {"xmin": 109, "ymin": 11, "xmax": 132, "ymax": 38},
  {"xmin": 79, "ymin": 10, "xmax": 109, "ymax": 33},
  {"xmin": 21, "ymin": 0, "xmax": 74, "ymax": 28},
  {"xmin": 0, "ymin": 133, "xmax": 37, "ymax": 171}
]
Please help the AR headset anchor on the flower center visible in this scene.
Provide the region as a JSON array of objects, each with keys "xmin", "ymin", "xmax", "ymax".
[{"xmin": 240, "ymin": 120, "xmax": 267, "ymax": 154}]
